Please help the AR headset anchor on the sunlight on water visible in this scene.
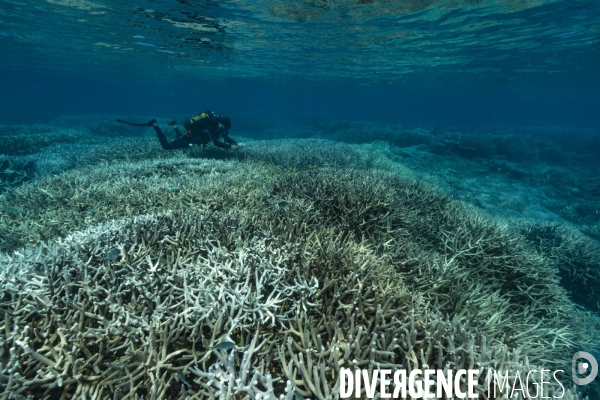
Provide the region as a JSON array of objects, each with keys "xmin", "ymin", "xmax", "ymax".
[{"xmin": 1, "ymin": 0, "xmax": 599, "ymax": 85}]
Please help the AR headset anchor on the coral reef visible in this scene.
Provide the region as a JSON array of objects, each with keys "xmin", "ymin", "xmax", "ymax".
[
  {"xmin": 0, "ymin": 206, "xmax": 586, "ymax": 399},
  {"xmin": 518, "ymin": 221, "xmax": 600, "ymax": 312},
  {"xmin": 1, "ymin": 125, "xmax": 598, "ymax": 399},
  {"xmin": 0, "ymin": 139, "xmax": 363, "ymax": 252},
  {"xmin": 296, "ymin": 122, "xmax": 434, "ymax": 149},
  {"xmin": 0, "ymin": 125, "xmax": 101, "ymax": 191},
  {"xmin": 499, "ymin": 196, "xmax": 528, "ymax": 213},
  {"xmin": 278, "ymin": 122, "xmax": 598, "ymax": 164},
  {"xmin": 0, "ymin": 154, "xmax": 36, "ymax": 189},
  {"xmin": 0, "ymin": 125, "xmax": 92, "ymax": 156},
  {"xmin": 238, "ymin": 139, "xmax": 366, "ymax": 170}
]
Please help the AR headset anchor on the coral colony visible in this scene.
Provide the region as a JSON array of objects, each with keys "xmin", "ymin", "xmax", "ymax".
[{"xmin": 1, "ymin": 138, "xmax": 599, "ymax": 399}]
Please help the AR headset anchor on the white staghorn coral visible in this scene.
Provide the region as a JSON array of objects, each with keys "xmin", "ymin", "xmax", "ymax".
[{"xmin": 1, "ymin": 139, "xmax": 597, "ymax": 399}]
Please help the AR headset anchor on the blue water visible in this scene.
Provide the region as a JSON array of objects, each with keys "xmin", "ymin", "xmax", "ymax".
[{"xmin": 1, "ymin": 0, "xmax": 599, "ymax": 126}]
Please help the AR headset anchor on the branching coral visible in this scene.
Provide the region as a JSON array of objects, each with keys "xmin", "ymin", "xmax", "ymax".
[
  {"xmin": 0, "ymin": 136, "xmax": 597, "ymax": 399},
  {"xmin": 0, "ymin": 210, "xmax": 583, "ymax": 399},
  {"xmin": 239, "ymin": 139, "xmax": 366, "ymax": 170},
  {"xmin": 0, "ymin": 139, "xmax": 365, "ymax": 253},
  {"xmin": 267, "ymin": 169, "xmax": 596, "ymax": 369},
  {"xmin": 0, "ymin": 125, "xmax": 91, "ymax": 156},
  {"xmin": 0, "ymin": 211, "xmax": 316, "ymax": 398},
  {"xmin": 518, "ymin": 221, "xmax": 600, "ymax": 313}
]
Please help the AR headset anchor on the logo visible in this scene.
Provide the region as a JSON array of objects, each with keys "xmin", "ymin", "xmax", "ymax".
[{"xmin": 572, "ymin": 351, "xmax": 598, "ymax": 386}]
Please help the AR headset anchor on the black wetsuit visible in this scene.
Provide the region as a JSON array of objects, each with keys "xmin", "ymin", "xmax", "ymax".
[{"xmin": 154, "ymin": 112, "xmax": 238, "ymax": 150}]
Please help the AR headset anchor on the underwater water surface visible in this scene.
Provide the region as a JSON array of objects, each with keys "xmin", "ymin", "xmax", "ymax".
[{"xmin": 1, "ymin": 0, "xmax": 600, "ymax": 399}]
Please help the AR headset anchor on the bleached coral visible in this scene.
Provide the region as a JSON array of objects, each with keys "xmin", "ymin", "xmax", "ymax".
[{"xmin": 0, "ymin": 138, "xmax": 597, "ymax": 400}]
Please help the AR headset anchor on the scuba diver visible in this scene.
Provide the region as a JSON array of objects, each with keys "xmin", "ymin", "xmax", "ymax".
[{"xmin": 117, "ymin": 111, "xmax": 240, "ymax": 150}]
